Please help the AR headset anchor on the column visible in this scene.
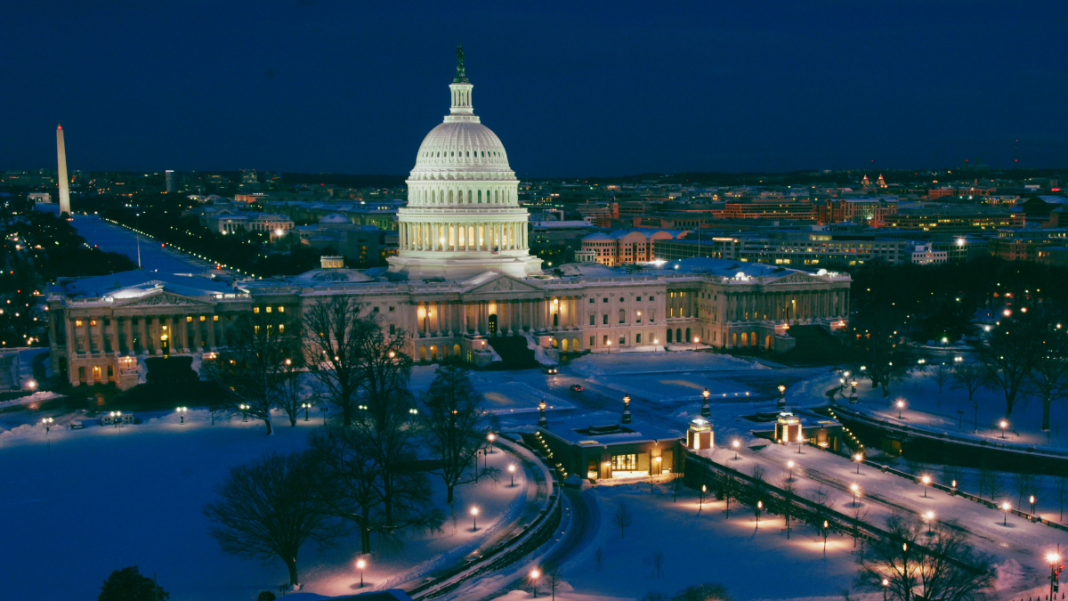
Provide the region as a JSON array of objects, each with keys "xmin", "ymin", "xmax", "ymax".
[{"xmin": 110, "ymin": 318, "xmax": 121, "ymax": 356}]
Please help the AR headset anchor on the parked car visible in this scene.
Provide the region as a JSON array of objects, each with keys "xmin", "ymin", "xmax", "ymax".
[
  {"xmin": 570, "ymin": 384, "xmax": 584, "ymax": 392},
  {"xmin": 542, "ymin": 366, "xmax": 558, "ymax": 375}
]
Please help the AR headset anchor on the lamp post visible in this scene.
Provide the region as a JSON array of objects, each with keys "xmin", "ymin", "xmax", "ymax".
[
  {"xmin": 1030, "ymin": 495, "xmax": 1036, "ymax": 516},
  {"xmin": 239, "ymin": 404, "xmax": 249, "ymax": 422},
  {"xmin": 654, "ymin": 338, "xmax": 659, "ymax": 352},
  {"xmin": 972, "ymin": 402, "xmax": 979, "ymax": 433},
  {"xmin": 732, "ymin": 440, "xmax": 740, "ymax": 460},
  {"xmin": 538, "ymin": 401, "xmax": 547, "ymax": 427},
  {"xmin": 882, "ymin": 578, "xmax": 889, "ymax": 601},
  {"xmin": 956, "ymin": 409, "xmax": 964, "ymax": 430},
  {"xmin": 470, "ymin": 506, "xmax": 479, "ymax": 531},
  {"xmin": 777, "ymin": 384, "xmax": 786, "ymax": 409},
  {"xmin": 797, "ymin": 432, "xmax": 804, "ymax": 454},
  {"xmin": 902, "ymin": 542, "xmax": 910, "ymax": 601},
  {"xmin": 41, "ymin": 416, "xmax": 54, "ymax": 434},
  {"xmin": 849, "ymin": 379, "xmax": 858, "ymax": 404},
  {"xmin": 787, "ymin": 460, "xmax": 795, "ymax": 482},
  {"xmin": 301, "ymin": 402, "xmax": 312, "ymax": 421},
  {"xmin": 924, "ymin": 511, "xmax": 935, "ymax": 535},
  {"xmin": 176, "ymin": 406, "xmax": 187, "ymax": 424},
  {"xmin": 897, "ymin": 400, "xmax": 905, "ymax": 419},
  {"xmin": 529, "ymin": 568, "xmax": 540, "ymax": 598},
  {"xmin": 851, "ymin": 484, "xmax": 859, "ymax": 507},
  {"xmin": 606, "ymin": 340, "xmax": 611, "ymax": 354},
  {"xmin": 921, "ymin": 475, "xmax": 931, "ymax": 498},
  {"xmin": 693, "ymin": 336, "xmax": 700, "ymax": 349},
  {"xmin": 701, "ymin": 388, "xmax": 711, "ymax": 417},
  {"xmin": 1002, "ymin": 501, "xmax": 1011, "ymax": 525},
  {"xmin": 999, "ymin": 419, "xmax": 1008, "ymax": 439},
  {"xmin": 356, "ymin": 558, "xmax": 366, "ymax": 588},
  {"xmin": 409, "ymin": 407, "xmax": 418, "ymax": 423},
  {"xmin": 110, "ymin": 411, "xmax": 122, "ymax": 427},
  {"xmin": 622, "ymin": 394, "xmax": 631, "ymax": 424},
  {"xmin": 700, "ymin": 484, "xmax": 706, "ymax": 511},
  {"xmin": 756, "ymin": 500, "xmax": 762, "ymax": 526},
  {"xmin": 1047, "ymin": 553, "xmax": 1061, "ymax": 601},
  {"xmin": 853, "ymin": 453, "xmax": 863, "ymax": 474},
  {"xmin": 509, "ymin": 464, "xmax": 516, "ymax": 487},
  {"xmin": 321, "ymin": 406, "xmax": 328, "ymax": 425}
]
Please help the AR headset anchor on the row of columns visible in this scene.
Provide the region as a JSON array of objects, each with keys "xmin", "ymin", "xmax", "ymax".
[
  {"xmin": 67, "ymin": 314, "xmax": 226, "ymax": 356},
  {"xmin": 414, "ymin": 296, "xmax": 582, "ymax": 337},
  {"xmin": 721, "ymin": 288, "xmax": 849, "ymax": 323},
  {"xmin": 412, "ymin": 187, "xmax": 514, "ymax": 206},
  {"xmin": 399, "ymin": 221, "xmax": 527, "ymax": 252}
]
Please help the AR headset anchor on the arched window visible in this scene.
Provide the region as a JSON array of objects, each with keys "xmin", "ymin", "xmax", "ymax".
[
  {"xmin": 618, "ymin": 309, "xmax": 625, "ymax": 324},
  {"xmin": 667, "ymin": 329, "xmax": 673, "ymax": 343},
  {"xmin": 685, "ymin": 328, "xmax": 691, "ymax": 343},
  {"xmin": 477, "ymin": 190, "xmax": 482, "ymax": 203}
]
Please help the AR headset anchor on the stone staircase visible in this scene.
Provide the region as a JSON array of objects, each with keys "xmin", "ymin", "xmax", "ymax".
[{"xmin": 485, "ymin": 336, "xmax": 540, "ymax": 370}]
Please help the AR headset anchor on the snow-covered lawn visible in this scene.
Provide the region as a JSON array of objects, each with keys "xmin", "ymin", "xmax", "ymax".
[
  {"xmin": 850, "ymin": 367, "xmax": 1068, "ymax": 450},
  {"xmin": 0, "ymin": 410, "xmax": 536, "ymax": 600}
]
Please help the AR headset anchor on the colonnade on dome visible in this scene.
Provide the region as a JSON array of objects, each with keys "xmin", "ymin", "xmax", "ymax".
[{"xmin": 399, "ymin": 221, "xmax": 528, "ymax": 252}]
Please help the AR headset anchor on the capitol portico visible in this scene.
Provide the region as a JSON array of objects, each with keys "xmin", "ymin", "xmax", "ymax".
[{"xmin": 47, "ymin": 50, "xmax": 852, "ymax": 386}]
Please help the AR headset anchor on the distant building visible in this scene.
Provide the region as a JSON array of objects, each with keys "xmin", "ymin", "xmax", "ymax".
[{"xmin": 580, "ymin": 229, "xmax": 687, "ymax": 266}]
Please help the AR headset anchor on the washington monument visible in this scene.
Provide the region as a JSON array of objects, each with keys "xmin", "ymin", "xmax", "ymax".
[{"xmin": 56, "ymin": 125, "xmax": 71, "ymax": 215}]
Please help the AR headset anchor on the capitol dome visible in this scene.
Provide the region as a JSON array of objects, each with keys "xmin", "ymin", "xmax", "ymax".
[{"xmin": 387, "ymin": 47, "xmax": 542, "ymax": 281}]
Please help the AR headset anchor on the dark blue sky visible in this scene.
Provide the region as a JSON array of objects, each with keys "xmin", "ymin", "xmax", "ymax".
[{"xmin": 3, "ymin": 1, "xmax": 1067, "ymax": 177}]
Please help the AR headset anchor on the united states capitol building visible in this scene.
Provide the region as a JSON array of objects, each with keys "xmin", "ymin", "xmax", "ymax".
[{"xmin": 47, "ymin": 53, "xmax": 851, "ymax": 388}]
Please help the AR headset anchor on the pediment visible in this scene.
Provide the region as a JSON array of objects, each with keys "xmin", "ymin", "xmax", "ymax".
[
  {"xmin": 768, "ymin": 272, "xmax": 824, "ymax": 285},
  {"xmin": 115, "ymin": 291, "xmax": 211, "ymax": 308},
  {"xmin": 465, "ymin": 274, "xmax": 542, "ymax": 295}
]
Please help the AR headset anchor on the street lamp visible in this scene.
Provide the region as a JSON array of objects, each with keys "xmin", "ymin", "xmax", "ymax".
[
  {"xmin": 606, "ymin": 340, "xmax": 611, "ymax": 354},
  {"xmin": 777, "ymin": 383, "xmax": 786, "ymax": 409},
  {"xmin": 301, "ymin": 402, "xmax": 312, "ymax": 421},
  {"xmin": 787, "ymin": 460, "xmax": 795, "ymax": 482},
  {"xmin": 853, "ymin": 453, "xmax": 863, "ymax": 474},
  {"xmin": 1002, "ymin": 501, "xmax": 1011, "ymax": 525},
  {"xmin": 176, "ymin": 406, "xmax": 187, "ymax": 424},
  {"xmin": 882, "ymin": 578, "xmax": 890, "ymax": 601},
  {"xmin": 109, "ymin": 411, "xmax": 122, "ymax": 427},
  {"xmin": 797, "ymin": 432, "xmax": 804, "ymax": 454},
  {"xmin": 924, "ymin": 511, "xmax": 935, "ymax": 535},
  {"xmin": 508, "ymin": 464, "xmax": 516, "ymax": 487},
  {"xmin": 622, "ymin": 394, "xmax": 631, "ymax": 424},
  {"xmin": 756, "ymin": 500, "xmax": 762, "ymax": 525},
  {"xmin": 239, "ymin": 404, "xmax": 249, "ymax": 422},
  {"xmin": 732, "ymin": 440, "xmax": 740, "ymax": 460},
  {"xmin": 27, "ymin": 379, "xmax": 37, "ymax": 391},
  {"xmin": 700, "ymin": 484, "xmax": 706, "ymax": 510},
  {"xmin": 320, "ymin": 406, "xmax": 328, "ymax": 425},
  {"xmin": 1030, "ymin": 495, "xmax": 1036, "ymax": 516},
  {"xmin": 921, "ymin": 475, "xmax": 931, "ymax": 498},
  {"xmin": 849, "ymin": 379, "xmax": 858, "ymax": 403},
  {"xmin": 896, "ymin": 400, "xmax": 905, "ymax": 419},
  {"xmin": 1047, "ymin": 553, "xmax": 1061, "ymax": 601},
  {"xmin": 470, "ymin": 506, "xmax": 479, "ymax": 531},
  {"xmin": 999, "ymin": 419, "xmax": 1008, "ymax": 439},
  {"xmin": 41, "ymin": 416, "xmax": 54, "ymax": 434},
  {"xmin": 653, "ymin": 338, "xmax": 659, "ymax": 351},
  {"xmin": 538, "ymin": 401, "xmax": 548, "ymax": 427},
  {"xmin": 701, "ymin": 388, "xmax": 711, "ymax": 418},
  {"xmin": 529, "ymin": 568, "xmax": 541, "ymax": 598},
  {"xmin": 409, "ymin": 407, "xmax": 418, "ymax": 423},
  {"xmin": 850, "ymin": 483, "xmax": 860, "ymax": 507},
  {"xmin": 355, "ymin": 558, "xmax": 366, "ymax": 588}
]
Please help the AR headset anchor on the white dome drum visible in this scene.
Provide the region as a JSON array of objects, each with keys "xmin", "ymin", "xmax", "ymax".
[{"xmin": 388, "ymin": 47, "xmax": 542, "ymax": 281}]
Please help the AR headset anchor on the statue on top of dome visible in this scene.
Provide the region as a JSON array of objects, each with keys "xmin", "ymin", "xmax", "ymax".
[{"xmin": 454, "ymin": 45, "xmax": 469, "ymax": 84}]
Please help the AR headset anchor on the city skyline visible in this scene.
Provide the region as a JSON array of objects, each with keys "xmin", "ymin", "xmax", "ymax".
[{"xmin": 3, "ymin": 1, "xmax": 1068, "ymax": 176}]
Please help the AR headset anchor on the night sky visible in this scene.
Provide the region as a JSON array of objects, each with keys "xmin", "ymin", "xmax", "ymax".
[{"xmin": 3, "ymin": 1, "xmax": 1067, "ymax": 177}]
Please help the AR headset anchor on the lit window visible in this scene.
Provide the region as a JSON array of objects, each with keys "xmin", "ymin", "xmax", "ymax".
[
  {"xmin": 200, "ymin": 315, "xmax": 206, "ymax": 322},
  {"xmin": 278, "ymin": 306, "xmax": 284, "ymax": 313},
  {"xmin": 254, "ymin": 307, "xmax": 260, "ymax": 313},
  {"xmin": 266, "ymin": 307, "xmax": 272, "ymax": 313},
  {"xmin": 279, "ymin": 324, "xmax": 285, "ymax": 334},
  {"xmin": 90, "ymin": 320, "xmax": 97, "ymax": 326},
  {"xmin": 186, "ymin": 316, "xmax": 193, "ymax": 322},
  {"xmin": 213, "ymin": 315, "xmax": 219, "ymax": 321},
  {"xmin": 75, "ymin": 320, "xmax": 83, "ymax": 327}
]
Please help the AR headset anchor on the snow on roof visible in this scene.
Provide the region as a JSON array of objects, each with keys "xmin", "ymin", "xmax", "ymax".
[
  {"xmin": 541, "ymin": 410, "xmax": 682, "ymax": 446},
  {"xmin": 530, "ymin": 220, "xmax": 594, "ymax": 228},
  {"xmin": 57, "ymin": 270, "xmax": 236, "ymax": 300}
]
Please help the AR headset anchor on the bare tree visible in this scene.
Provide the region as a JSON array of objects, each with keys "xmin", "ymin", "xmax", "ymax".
[
  {"xmin": 932, "ymin": 362, "xmax": 951, "ymax": 398},
  {"xmin": 307, "ymin": 426, "xmax": 441, "ymax": 555},
  {"xmin": 950, "ymin": 361, "xmax": 987, "ymax": 403},
  {"xmin": 850, "ymin": 503, "xmax": 870, "ymax": 548},
  {"xmin": 651, "ymin": 550, "xmax": 665, "ymax": 578},
  {"xmin": 303, "ymin": 296, "xmax": 366, "ymax": 426},
  {"xmin": 423, "ymin": 365, "xmax": 494, "ymax": 503},
  {"xmin": 612, "ymin": 502, "xmax": 633, "ymax": 538},
  {"xmin": 203, "ymin": 451, "xmax": 343, "ymax": 587},
  {"xmin": 940, "ymin": 463, "xmax": 963, "ymax": 490},
  {"xmin": 855, "ymin": 515, "xmax": 994, "ymax": 601},
  {"xmin": 545, "ymin": 567, "xmax": 563, "ymax": 600},
  {"xmin": 982, "ymin": 316, "xmax": 1038, "ymax": 417},
  {"xmin": 779, "ymin": 473, "xmax": 796, "ymax": 539},
  {"xmin": 719, "ymin": 473, "xmax": 734, "ymax": 519},
  {"xmin": 276, "ymin": 357, "xmax": 307, "ymax": 427},
  {"xmin": 1011, "ymin": 470, "xmax": 1036, "ymax": 511},
  {"xmin": 201, "ymin": 313, "xmax": 294, "ymax": 435},
  {"xmin": 1022, "ymin": 320, "xmax": 1068, "ymax": 432},
  {"xmin": 1054, "ymin": 471, "xmax": 1068, "ymax": 522}
]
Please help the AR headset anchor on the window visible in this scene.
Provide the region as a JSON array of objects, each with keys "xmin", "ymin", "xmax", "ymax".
[
  {"xmin": 200, "ymin": 315, "xmax": 206, "ymax": 322},
  {"xmin": 373, "ymin": 307, "xmax": 380, "ymax": 313},
  {"xmin": 389, "ymin": 324, "xmax": 396, "ymax": 335},
  {"xmin": 266, "ymin": 307, "xmax": 272, "ymax": 313},
  {"xmin": 618, "ymin": 309, "xmax": 625, "ymax": 324},
  {"xmin": 636, "ymin": 333, "xmax": 642, "ymax": 343},
  {"xmin": 589, "ymin": 314, "xmax": 595, "ymax": 326},
  {"xmin": 278, "ymin": 324, "xmax": 285, "ymax": 334},
  {"xmin": 213, "ymin": 315, "xmax": 219, "ymax": 321},
  {"xmin": 603, "ymin": 335, "xmax": 609, "ymax": 345},
  {"xmin": 186, "ymin": 316, "xmax": 193, "ymax": 323},
  {"xmin": 75, "ymin": 320, "xmax": 83, "ymax": 327},
  {"xmin": 602, "ymin": 314, "xmax": 608, "ymax": 325},
  {"xmin": 612, "ymin": 454, "xmax": 637, "ymax": 471},
  {"xmin": 619, "ymin": 297, "xmax": 624, "ymax": 303},
  {"xmin": 278, "ymin": 306, "xmax": 284, "ymax": 313},
  {"xmin": 254, "ymin": 307, "xmax": 260, "ymax": 314},
  {"xmin": 603, "ymin": 298, "xmax": 608, "ymax": 303},
  {"xmin": 589, "ymin": 298, "xmax": 595, "ymax": 304},
  {"xmin": 590, "ymin": 336, "xmax": 595, "ymax": 346},
  {"xmin": 619, "ymin": 335, "xmax": 626, "ymax": 345},
  {"xmin": 90, "ymin": 320, "xmax": 97, "ymax": 326},
  {"xmin": 389, "ymin": 306, "xmax": 395, "ymax": 312}
]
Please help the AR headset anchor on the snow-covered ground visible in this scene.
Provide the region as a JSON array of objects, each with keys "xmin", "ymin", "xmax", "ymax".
[
  {"xmin": 848, "ymin": 366, "xmax": 1068, "ymax": 450},
  {"xmin": 0, "ymin": 409, "xmax": 537, "ymax": 601}
]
